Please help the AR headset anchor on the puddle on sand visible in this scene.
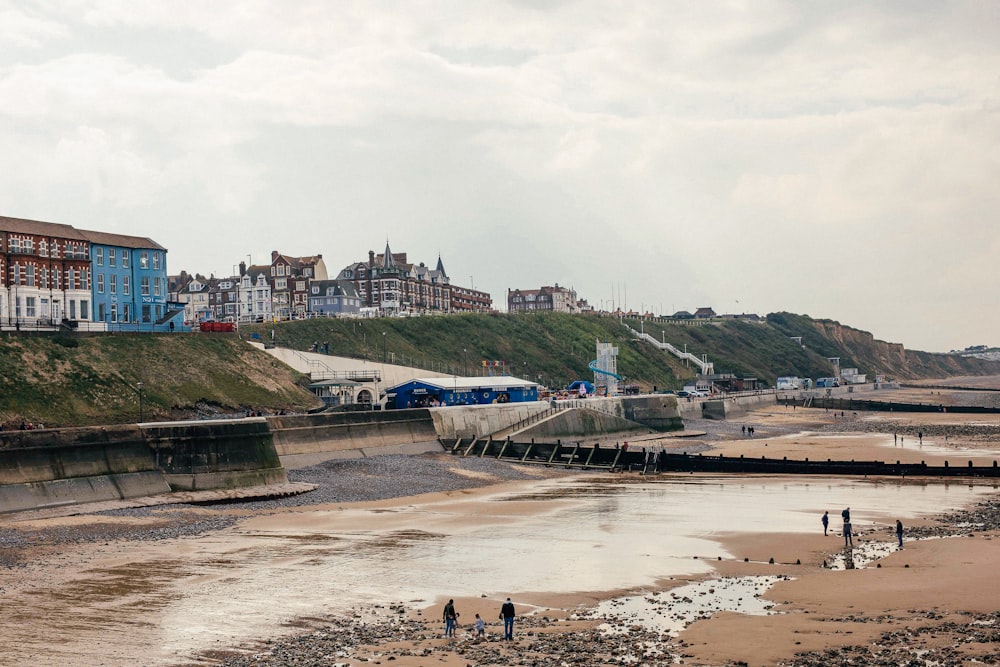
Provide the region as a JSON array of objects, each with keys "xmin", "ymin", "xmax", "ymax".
[{"xmin": 589, "ymin": 575, "xmax": 784, "ymax": 637}]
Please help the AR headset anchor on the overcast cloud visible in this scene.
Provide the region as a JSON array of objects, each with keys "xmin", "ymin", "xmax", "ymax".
[{"xmin": 1, "ymin": 1, "xmax": 997, "ymax": 352}]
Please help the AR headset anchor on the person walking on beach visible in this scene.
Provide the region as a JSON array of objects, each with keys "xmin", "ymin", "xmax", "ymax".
[
  {"xmin": 822, "ymin": 511, "xmax": 829, "ymax": 536},
  {"xmin": 443, "ymin": 599, "xmax": 458, "ymax": 638},
  {"xmin": 896, "ymin": 519, "xmax": 904, "ymax": 548},
  {"xmin": 499, "ymin": 597, "xmax": 516, "ymax": 640},
  {"xmin": 844, "ymin": 519, "xmax": 853, "ymax": 547},
  {"xmin": 474, "ymin": 613, "xmax": 485, "ymax": 638}
]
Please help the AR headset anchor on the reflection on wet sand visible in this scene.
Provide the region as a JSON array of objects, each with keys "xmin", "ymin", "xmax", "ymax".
[{"xmin": 1, "ymin": 472, "xmax": 995, "ymax": 666}]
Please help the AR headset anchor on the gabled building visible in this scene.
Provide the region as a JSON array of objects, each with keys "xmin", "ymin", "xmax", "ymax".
[
  {"xmin": 694, "ymin": 307, "xmax": 717, "ymax": 319},
  {"xmin": 238, "ymin": 262, "xmax": 273, "ymax": 323},
  {"xmin": 208, "ymin": 276, "xmax": 240, "ymax": 321},
  {"xmin": 308, "ymin": 279, "xmax": 361, "ymax": 316},
  {"xmin": 0, "ymin": 215, "xmax": 93, "ymax": 328},
  {"xmin": 269, "ymin": 251, "xmax": 327, "ymax": 319},
  {"xmin": 337, "ymin": 242, "xmax": 491, "ymax": 314},
  {"xmin": 171, "ymin": 272, "xmax": 213, "ymax": 324},
  {"xmin": 507, "ymin": 284, "xmax": 584, "ymax": 313}
]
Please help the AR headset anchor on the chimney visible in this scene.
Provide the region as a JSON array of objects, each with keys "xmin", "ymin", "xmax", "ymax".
[
  {"xmin": 239, "ymin": 261, "xmax": 246, "ymax": 276},
  {"xmin": 369, "ymin": 250, "xmax": 375, "ymax": 265}
]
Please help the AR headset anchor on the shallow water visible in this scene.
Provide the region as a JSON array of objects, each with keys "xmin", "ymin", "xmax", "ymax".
[{"xmin": 2, "ymin": 475, "xmax": 997, "ymax": 666}]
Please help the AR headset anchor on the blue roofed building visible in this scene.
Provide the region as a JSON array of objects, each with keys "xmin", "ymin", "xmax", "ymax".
[{"xmin": 384, "ymin": 376, "xmax": 540, "ymax": 409}]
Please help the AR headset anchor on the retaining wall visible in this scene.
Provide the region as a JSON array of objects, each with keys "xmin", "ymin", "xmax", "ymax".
[
  {"xmin": 143, "ymin": 419, "xmax": 288, "ymax": 492},
  {"xmin": 0, "ymin": 425, "xmax": 170, "ymax": 513},
  {"xmin": 430, "ymin": 403, "xmax": 552, "ymax": 440},
  {"xmin": 268, "ymin": 409, "xmax": 440, "ymax": 461},
  {"xmin": 517, "ymin": 408, "xmax": 651, "ymax": 439}
]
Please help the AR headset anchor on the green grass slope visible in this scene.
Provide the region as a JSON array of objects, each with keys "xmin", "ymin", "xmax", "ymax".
[
  {"xmin": 5, "ymin": 311, "xmax": 996, "ymax": 428},
  {"xmin": 245, "ymin": 311, "xmax": 1000, "ymax": 390},
  {"xmin": 0, "ymin": 334, "xmax": 320, "ymax": 428}
]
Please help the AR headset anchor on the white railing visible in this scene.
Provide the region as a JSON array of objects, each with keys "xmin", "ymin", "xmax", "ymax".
[{"xmin": 623, "ymin": 324, "xmax": 715, "ymax": 375}]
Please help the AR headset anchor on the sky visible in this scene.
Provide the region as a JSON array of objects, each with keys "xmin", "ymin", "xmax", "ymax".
[{"xmin": 1, "ymin": 1, "xmax": 997, "ymax": 353}]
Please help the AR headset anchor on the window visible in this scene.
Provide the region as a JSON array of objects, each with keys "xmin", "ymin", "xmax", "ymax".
[
  {"xmin": 110, "ymin": 275, "xmax": 117, "ymax": 294},
  {"xmin": 99, "ymin": 303, "xmax": 106, "ymax": 321},
  {"xmin": 123, "ymin": 275, "xmax": 130, "ymax": 295},
  {"xmin": 154, "ymin": 278, "xmax": 161, "ymax": 297},
  {"xmin": 97, "ymin": 274, "xmax": 105, "ymax": 294},
  {"xmin": 26, "ymin": 297, "xmax": 36, "ymax": 318},
  {"xmin": 96, "ymin": 248, "xmax": 104, "ymax": 265},
  {"xmin": 122, "ymin": 252, "xmax": 129, "ymax": 268},
  {"xmin": 9, "ymin": 238, "xmax": 20, "ymax": 253},
  {"xmin": 26, "ymin": 265, "xmax": 35, "ymax": 287},
  {"xmin": 109, "ymin": 248, "xmax": 116, "ymax": 266},
  {"xmin": 80, "ymin": 301, "xmax": 88, "ymax": 319},
  {"xmin": 276, "ymin": 278, "xmax": 287, "ymax": 290},
  {"xmin": 152, "ymin": 253, "xmax": 160, "ymax": 270},
  {"xmin": 140, "ymin": 251, "xmax": 148, "ymax": 269},
  {"xmin": 40, "ymin": 241, "xmax": 48, "ymax": 257},
  {"xmin": 141, "ymin": 277, "xmax": 150, "ymax": 296},
  {"xmin": 123, "ymin": 303, "xmax": 130, "ymax": 322}
]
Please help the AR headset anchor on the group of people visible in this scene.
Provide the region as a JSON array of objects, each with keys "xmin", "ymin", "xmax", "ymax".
[
  {"xmin": 442, "ymin": 597, "xmax": 516, "ymax": 640},
  {"xmin": 822, "ymin": 508, "xmax": 905, "ymax": 548}
]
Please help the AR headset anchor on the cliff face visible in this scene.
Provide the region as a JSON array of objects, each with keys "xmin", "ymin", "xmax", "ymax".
[{"xmin": 794, "ymin": 315, "xmax": 998, "ymax": 380}]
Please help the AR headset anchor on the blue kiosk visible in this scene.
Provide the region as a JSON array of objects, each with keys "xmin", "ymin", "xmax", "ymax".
[{"xmin": 385, "ymin": 376, "xmax": 540, "ymax": 409}]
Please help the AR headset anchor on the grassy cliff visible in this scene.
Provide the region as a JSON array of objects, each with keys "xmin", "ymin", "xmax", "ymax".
[
  {"xmin": 0, "ymin": 334, "xmax": 320, "ymax": 428},
  {"xmin": 244, "ymin": 311, "xmax": 1000, "ymax": 390},
  {"xmin": 5, "ymin": 312, "xmax": 998, "ymax": 428}
]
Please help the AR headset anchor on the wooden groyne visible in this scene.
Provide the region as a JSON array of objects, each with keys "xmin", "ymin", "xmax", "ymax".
[
  {"xmin": 778, "ymin": 396, "xmax": 1000, "ymax": 414},
  {"xmin": 446, "ymin": 437, "xmax": 1000, "ymax": 478}
]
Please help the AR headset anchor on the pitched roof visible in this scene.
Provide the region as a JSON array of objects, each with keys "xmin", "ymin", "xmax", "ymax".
[
  {"xmin": 77, "ymin": 228, "xmax": 166, "ymax": 251},
  {"xmin": 0, "ymin": 215, "xmax": 88, "ymax": 240}
]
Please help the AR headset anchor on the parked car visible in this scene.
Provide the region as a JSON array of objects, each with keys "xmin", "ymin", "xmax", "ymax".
[{"xmin": 678, "ymin": 389, "xmax": 706, "ymax": 398}]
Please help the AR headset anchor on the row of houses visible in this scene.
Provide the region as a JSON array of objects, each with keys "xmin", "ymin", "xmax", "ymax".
[
  {"xmin": 3, "ymin": 213, "xmax": 600, "ymax": 330},
  {"xmin": 0, "ymin": 216, "xmax": 182, "ymax": 332},
  {"xmin": 170, "ymin": 242, "xmax": 494, "ymax": 324},
  {"xmin": 507, "ymin": 284, "xmax": 592, "ymax": 313}
]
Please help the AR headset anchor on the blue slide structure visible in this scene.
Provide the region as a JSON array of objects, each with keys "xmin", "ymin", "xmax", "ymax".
[{"xmin": 589, "ymin": 359, "xmax": 623, "ymax": 381}]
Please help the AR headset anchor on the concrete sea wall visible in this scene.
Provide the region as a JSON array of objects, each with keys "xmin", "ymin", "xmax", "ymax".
[
  {"xmin": 0, "ymin": 425, "xmax": 171, "ymax": 513},
  {"xmin": 0, "ymin": 396, "xmax": 685, "ymax": 514},
  {"xmin": 267, "ymin": 409, "xmax": 441, "ymax": 463}
]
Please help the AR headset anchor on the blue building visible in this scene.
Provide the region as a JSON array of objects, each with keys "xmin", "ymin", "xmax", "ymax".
[
  {"xmin": 307, "ymin": 279, "xmax": 362, "ymax": 316},
  {"xmin": 82, "ymin": 230, "xmax": 187, "ymax": 332},
  {"xmin": 385, "ymin": 376, "xmax": 540, "ymax": 409}
]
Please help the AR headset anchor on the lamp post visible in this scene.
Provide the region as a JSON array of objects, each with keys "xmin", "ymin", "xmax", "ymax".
[
  {"xmin": 662, "ymin": 330, "xmax": 665, "ymax": 345},
  {"xmin": 382, "ymin": 331, "xmax": 387, "ymax": 363},
  {"xmin": 463, "ymin": 348, "xmax": 468, "ymax": 376},
  {"xmin": 137, "ymin": 381, "xmax": 144, "ymax": 423}
]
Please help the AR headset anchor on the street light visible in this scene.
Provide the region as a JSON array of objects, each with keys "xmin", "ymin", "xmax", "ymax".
[
  {"xmin": 136, "ymin": 381, "xmax": 144, "ymax": 423},
  {"xmin": 382, "ymin": 331, "xmax": 387, "ymax": 363},
  {"xmin": 463, "ymin": 348, "xmax": 468, "ymax": 376}
]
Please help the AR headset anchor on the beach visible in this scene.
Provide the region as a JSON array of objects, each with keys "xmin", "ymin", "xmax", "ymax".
[{"xmin": 2, "ymin": 391, "xmax": 1000, "ymax": 667}]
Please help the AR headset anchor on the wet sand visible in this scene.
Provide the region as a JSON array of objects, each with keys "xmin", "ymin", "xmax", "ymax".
[{"xmin": 3, "ymin": 390, "xmax": 1000, "ymax": 667}]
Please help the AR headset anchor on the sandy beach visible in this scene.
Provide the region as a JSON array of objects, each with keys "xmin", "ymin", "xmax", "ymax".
[{"xmin": 3, "ymin": 386, "xmax": 1000, "ymax": 667}]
